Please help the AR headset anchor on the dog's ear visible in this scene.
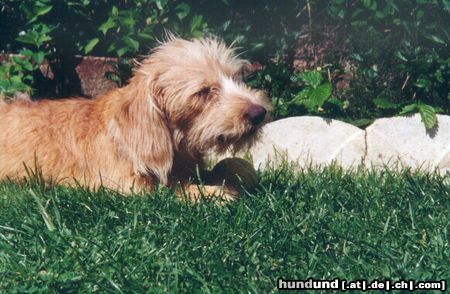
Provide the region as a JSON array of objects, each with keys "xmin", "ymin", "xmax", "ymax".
[{"xmin": 114, "ymin": 76, "xmax": 173, "ymax": 185}]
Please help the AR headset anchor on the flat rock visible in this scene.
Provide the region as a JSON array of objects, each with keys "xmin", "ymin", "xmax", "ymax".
[
  {"xmin": 365, "ymin": 114, "xmax": 450, "ymax": 174},
  {"xmin": 248, "ymin": 116, "xmax": 366, "ymax": 170}
]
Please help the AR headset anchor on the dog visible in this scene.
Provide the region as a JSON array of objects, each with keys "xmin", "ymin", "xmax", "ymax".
[{"xmin": 0, "ymin": 36, "xmax": 271, "ymax": 200}]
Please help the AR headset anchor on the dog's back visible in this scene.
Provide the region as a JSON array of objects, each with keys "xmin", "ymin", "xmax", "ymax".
[{"xmin": 0, "ymin": 97, "xmax": 120, "ymax": 186}]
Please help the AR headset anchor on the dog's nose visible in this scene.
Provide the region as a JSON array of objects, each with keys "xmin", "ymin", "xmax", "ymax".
[{"xmin": 245, "ymin": 105, "xmax": 267, "ymax": 125}]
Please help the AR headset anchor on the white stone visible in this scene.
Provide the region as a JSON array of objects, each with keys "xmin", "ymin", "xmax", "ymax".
[
  {"xmin": 248, "ymin": 116, "xmax": 366, "ymax": 170},
  {"xmin": 365, "ymin": 114, "xmax": 450, "ymax": 174}
]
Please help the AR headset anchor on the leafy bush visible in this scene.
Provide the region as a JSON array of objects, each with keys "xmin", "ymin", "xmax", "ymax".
[
  {"xmin": 248, "ymin": 65, "xmax": 338, "ymax": 118},
  {"xmin": 292, "ymin": 69, "xmax": 333, "ymax": 113},
  {"xmin": 0, "ymin": 0, "xmax": 448, "ymax": 129},
  {"xmin": 327, "ymin": 0, "xmax": 449, "ymax": 128},
  {"xmin": 0, "ymin": 61, "xmax": 31, "ymax": 96},
  {"xmin": 0, "ymin": 0, "xmax": 209, "ymax": 96},
  {"xmin": 0, "ymin": 50, "xmax": 45, "ymax": 96}
]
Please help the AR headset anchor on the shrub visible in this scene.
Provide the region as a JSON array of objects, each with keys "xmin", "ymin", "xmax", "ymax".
[
  {"xmin": 0, "ymin": 0, "xmax": 209, "ymax": 96},
  {"xmin": 0, "ymin": 0, "xmax": 448, "ymax": 129},
  {"xmin": 327, "ymin": 0, "xmax": 450, "ymax": 128}
]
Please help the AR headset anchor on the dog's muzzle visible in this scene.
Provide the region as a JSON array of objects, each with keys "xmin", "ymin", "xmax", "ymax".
[{"xmin": 245, "ymin": 104, "xmax": 267, "ymax": 125}]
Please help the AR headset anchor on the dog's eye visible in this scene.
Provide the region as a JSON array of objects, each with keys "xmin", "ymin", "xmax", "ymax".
[
  {"xmin": 237, "ymin": 65, "xmax": 256, "ymax": 83},
  {"xmin": 196, "ymin": 87, "xmax": 211, "ymax": 98},
  {"xmin": 243, "ymin": 71, "xmax": 256, "ymax": 82}
]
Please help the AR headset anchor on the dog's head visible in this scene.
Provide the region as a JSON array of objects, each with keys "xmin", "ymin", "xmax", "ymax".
[{"xmin": 139, "ymin": 36, "xmax": 271, "ymax": 157}]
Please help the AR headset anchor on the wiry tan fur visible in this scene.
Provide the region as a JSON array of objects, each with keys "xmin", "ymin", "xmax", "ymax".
[{"xmin": 0, "ymin": 37, "xmax": 271, "ymax": 200}]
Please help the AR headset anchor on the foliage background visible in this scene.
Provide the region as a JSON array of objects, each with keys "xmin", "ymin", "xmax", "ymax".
[
  {"xmin": 0, "ymin": 0, "xmax": 449, "ymax": 128},
  {"xmin": 0, "ymin": 3, "xmax": 449, "ymax": 290}
]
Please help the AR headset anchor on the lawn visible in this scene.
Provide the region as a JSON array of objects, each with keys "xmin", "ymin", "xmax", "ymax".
[{"xmin": 0, "ymin": 165, "xmax": 449, "ymax": 292}]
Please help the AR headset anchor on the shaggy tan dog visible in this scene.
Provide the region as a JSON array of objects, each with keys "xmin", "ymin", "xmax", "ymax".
[{"xmin": 0, "ymin": 37, "xmax": 270, "ymax": 200}]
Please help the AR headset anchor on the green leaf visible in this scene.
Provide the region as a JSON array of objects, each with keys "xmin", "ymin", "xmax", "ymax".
[
  {"xmin": 0, "ymin": 80, "xmax": 12, "ymax": 92},
  {"xmin": 175, "ymin": 3, "xmax": 191, "ymax": 20},
  {"xmin": 99, "ymin": 17, "xmax": 116, "ymax": 35},
  {"xmin": 33, "ymin": 51, "xmax": 45, "ymax": 65},
  {"xmin": 116, "ymin": 47, "xmax": 129, "ymax": 57},
  {"xmin": 190, "ymin": 15, "xmax": 204, "ymax": 32},
  {"xmin": 292, "ymin": 88, "xmax": 311, "ymax": 104},
  {"xmin": 399, "ymin": 103, "xmax": 418, "ymax": 115},
  {"xmin": 350, "ymin": 118, "xmax": 373, "ymax": 128},
  {"xmin": 27, "ymin": 4, "xmax": 53, "ymax": 24},
  {"xmin": 308, "ymin": 83, "xmax": 332, "ymax": 108},
  {"xmin": 11, "ymin": 80, "xmax": 30, "ymax": 92},
  {"xmin": 120, "ymin": 11, "xmax": 136, "ymax": 28},
  {"xmin": 112, "ymin": 6, "xmax": 119, "ymax": 17},
  {"xmin": 222, "ymin": 20, "xmax": 231, "ymax": 31},
  {"xmin": 37, "ymin": 34, "xmax": 51, "ymax": 45},
  {"xmin": 430, "ymin": 35, "xmax": 445, "ymax": 45},
  {"xmin": 299, "ymin": 71, "xmax": 323, "ymax": 88},
  {"xmin": 301, "ymin": 99, "xmax": 317, "ymax": 111},
  {"xmin": 20, "ymin": 49, "xmax": 34, "ymax": 57},
  {"xmin": 16, "ymin": 32, "xmax": 38, "ymax": 46},
  {"xmin": 395, "ymin": 51, "xmax": 408, "ymax": 62},
  {"xmin": 84, "ymin": 38, "xmax": 99, "ymax": 54},
  {"xmin": 327, "ymin": 97, "xmax": 344, "ymax": 108},
  {"xmin": 352, "ymin": 8, "xmax": 364, "ymax": 18},
  {"xmin": 156, "ymin": 1, "xmax": 164, "ymax": 10},
  {"xmin": 373, "ymin": 97, "xmax": 401, "ymax": 109},
  {"xmin": 107, "ymin": 43, "xmax": 116, "ymax": 53},
  {"xmin": 375, "ymin": 10, "xmax": 386, "ymax": 18},
  {"xmin": 36, "ymin": 5, "xmax": 53, "ymax": 17},
  {"xmin": 416, "ymin": 9, "xmax": 425, "ymax": 19},
  {"xmin": 191, "ymin": 30, "xmax": 204, "ymax": 38},
  {"xmin": 10, "ymin": 74, "xmax": 29, "ymax": 89},
  {"xmin": 122, "ymin": 36, "xmax": 139, "ymax": 51},
  {"xmin": 12, "ymin": 56, "xmax": 23, "ymax": 64},
  {"xmin": 138, "ymin": 32, "xmax": 154, "ymax": 41},
  {"xmin": 362, "ymin": 0, "xmax": 377, "ymax": 10},
  {"xmin": 417, "ymin": 103, "xmax": 437, "ymax": 129},
  {"xmin": 415, "ymin": 78, "xmax": 431, "ymax": 90},
  {"xmin": 22, "ymin": 61, "xmax": 34, "ymax": 71},
  {"xmin": 351, "ymin": 53, "xmax": 363, "ymax": 62}
]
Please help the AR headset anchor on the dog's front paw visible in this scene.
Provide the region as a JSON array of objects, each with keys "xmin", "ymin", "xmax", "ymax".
[
  {"xmin": 178, "ymin": 184, "xmax": 239, "ymax": 202},
  {"xmin": 220, "ymin": 186, "xmax": 240, "ymax": 201}
]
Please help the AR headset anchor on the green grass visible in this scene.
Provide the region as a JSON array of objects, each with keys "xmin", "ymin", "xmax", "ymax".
[{"xmin": 0, "ymin": 165, "xmax": 449, "ymax": 292}]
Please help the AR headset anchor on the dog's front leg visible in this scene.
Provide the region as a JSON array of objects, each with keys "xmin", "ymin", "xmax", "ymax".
[{"xmin": 176, "ymin": 184, "xmax": 238, "ymax": 202}]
